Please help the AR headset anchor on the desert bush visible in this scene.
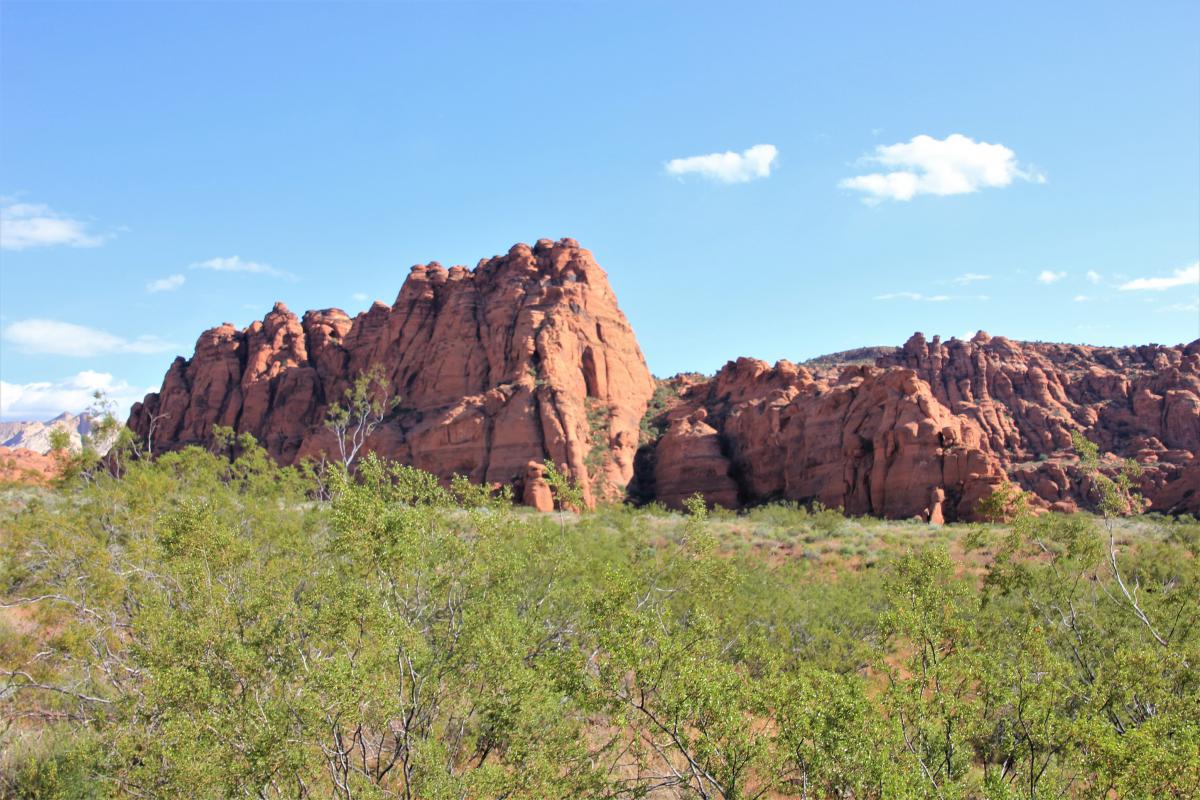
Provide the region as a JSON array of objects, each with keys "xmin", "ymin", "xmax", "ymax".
[{"xmin": 2, "ymin": 446, "xmax": 1197, "ymax": 798}]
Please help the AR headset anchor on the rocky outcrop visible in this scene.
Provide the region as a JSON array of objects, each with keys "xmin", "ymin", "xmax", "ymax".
[
  {"xmin": 0, "ymin": 446, "xmax": 59, "ymax": 484},
  {"xmin": 521, "ymin": 461, "xmax": 555, "ymax": 512},
  {"xmin": 881, "ymin": 332, "xmax": 1200, "ymax": 458},
  {"xmin": 878, "ymin": 332, "xmax": 1200, "ymax": 514},
  {"xmin": 127, "ymin": 236, "xmax": 1199, "ymax": 520},
  {"xmin": 653, "ymin": 408, "xmax": 740, "ymax": 510},
  {"xmin": 648, "ymin": 358, "xmax": 1005, "ymax": 521},
  {"xmin": 644, "ymin": 332, "xmax": 1200, "ymax": 519},
  {"xmin": 129, "ymin": 239, "xmax": 656, "ymax": 503}
]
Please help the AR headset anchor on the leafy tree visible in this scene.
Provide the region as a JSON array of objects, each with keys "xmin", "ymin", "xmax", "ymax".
[
  {"xmin": 585, "ymin": 495, "xmax": 780, "ymax": 800},
  {"xmin": 977, "ymin": 481, "xmax": 1031, "ymax": 523},
  {"xmin": 881, "ymin": 547, "xmax": 986, "ymax": 797},
  {"xmin": 47, "ymin": 427, "xmax": 71, "ymax": 454},
  {"xmin": 542, "ymin": 458, "xmax": 585, "ymax": 513},
  {"xmin": 325, "ymin": 364, "xmax": 399, "ymax": 469}
]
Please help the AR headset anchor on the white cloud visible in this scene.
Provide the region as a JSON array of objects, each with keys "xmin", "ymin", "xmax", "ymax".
[
  {"xmin": 0, "ymin": 200, "xmax": 108, "ymax": 250},
  {"xmin": 1037, "ymin": 270, "xmax": 1067, "ymax": 284},
  {"xmin": 2, "ymin": 319, "xmax": 175, "ymax": 357},
  {"xmin": 1073, "ymin": 295, "xmax": 1092, "ymax": 302},
  {"xmin": 874, "ymin": 292, "xmax": 951, "ymax": 302},
  {"xmin": 839, "ymin": 133, "xmax": 1044, "ymax": 203},
  {"xmin": 951, "ymin": 272, "xmax": 990, "ymax": 285},
  {"xmin": 1086, "ymin": 270, "xmax": 1102, "ymax": 285},
  {"xmin": 1165, "ymin": 301, "xmax": 1199, "ymax": 313},
  {"xmin": 352, "ymin": 292, "xmax": 369, "ymax": 302},
  {"xmin": 191, "ymin": 255, "xmax": 293, "ymax": 279},
  {"xmin": 147, "ymin": 274, "xmax": 186, "ymax": 293},
  {"xmin": 1117, "ymin": 262, "xmax": 1199, "ymax": 291},
  {"xmin": 0, "ymin": 371, "xmax": 153, "ymax": 421},
  {"xmin": 665, "ymin": 144, "xmax": 778, "ymax": 183}
]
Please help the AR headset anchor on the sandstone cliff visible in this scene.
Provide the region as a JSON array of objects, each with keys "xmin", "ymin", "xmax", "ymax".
[
  {"xmin": 881, "ymin": 332, "xmax": 1200, "ymax": 514},
  {"xmin": 128, "ymin": 239, "xmax": 1199, "ymax": 520},
  {"xmin": 128, "ymin": 239, "xmax": 656, "ymax": 503},
  {"xmin": 641, "ymin": 332, "xmax": 1199, "ymax": 519},
  {"xmin": 644, "ymin": 357, "xmax": 1006, "ymax": 522}
]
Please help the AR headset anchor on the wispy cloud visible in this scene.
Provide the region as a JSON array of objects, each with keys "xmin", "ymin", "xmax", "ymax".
[
  {"xmin": 0, "ymin": 371, "xmax": 153, "ymax": 420},
  {"xmin": 1037, "ymin": 270, "xmax": 1067, "ymax": 284},
  {"xmin": 839, "ymin": 134, "xmax": 1044, "ymax": 203},
  {"xmin": 147, "ymin": 274, "xmax": 186, "ymax": 293},
  {"xmin": 191, "ymin": 255, "xmax": 293, "ymax": 279},
  {"xmin": 0, "ymin": 199, "xmax": 109, "ymax": 250},
  {"xmin": 2, "ymin": 319, "xmax": 175, "ymax": 357},
  {"xmin": 666, "ymin": 144, "xmax": 778, "ymax": 183},
  {"xmin": 1118, "ymin": 261, "xmax": 1199, "ymax": 291},
  {"xmin": 1086, "ymin": 270, "xmax": 1102, "ymax": 285},
  {"xmin": 874, "ymin": 292, "xmax": 951, "ymax": 302},
  {"xmin": 1073, "ymin": 295, "xmax": 1092, "ymax": 303},
  {"xmin": 951, "ymin": 272, "xmax": 990, "ymax": 285},
  {"xmin": 352, "ymin": 292, "xmax": 369, "ymax": 302}
]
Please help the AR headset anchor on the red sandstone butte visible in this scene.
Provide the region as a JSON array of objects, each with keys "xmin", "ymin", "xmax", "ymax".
[
  {"xmin": 128, "ymin": 239, "xmax": 656, "ymax": 505},
  {"xmin": 128, "ymin": 238, "xmax": 1200, "ymax": 521}
]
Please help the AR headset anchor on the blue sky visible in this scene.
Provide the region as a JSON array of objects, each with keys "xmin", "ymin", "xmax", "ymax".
[{"xmin": 1, "ymin": 0, "xmax": 1198, "ymax": 420}]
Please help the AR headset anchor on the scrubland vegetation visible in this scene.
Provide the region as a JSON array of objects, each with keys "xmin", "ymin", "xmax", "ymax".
[{"xmin": 1, "ymin": 436, "xmax": 1197, "ymax": 799}]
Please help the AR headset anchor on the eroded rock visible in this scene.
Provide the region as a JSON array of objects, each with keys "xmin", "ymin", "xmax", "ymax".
[{"xmin": 129, "ymin": 239, "xmax": 656, "ymax": 503}]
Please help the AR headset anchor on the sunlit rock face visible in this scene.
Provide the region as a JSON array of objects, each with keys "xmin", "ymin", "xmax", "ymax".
[
  {"xmin": 129, "ymin": 241, "xmax": 1200, "ymax": 518},
  {"xmin": 129, "ymin": 239, "xmax": 656, "ymax": 505},
  {"xmin": 645, "ymin": 333, "xmax": 1200, "ymax": 520}
]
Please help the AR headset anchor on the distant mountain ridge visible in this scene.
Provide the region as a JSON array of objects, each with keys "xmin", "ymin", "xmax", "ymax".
[{"xmin": 0, "ymin": 412, "xmax": 95, "ymax": 454}]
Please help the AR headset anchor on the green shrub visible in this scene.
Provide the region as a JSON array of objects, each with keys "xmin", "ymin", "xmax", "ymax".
[{"xmin": 1, "ymin": 449, "xmax": 1195, "ymax": 798}]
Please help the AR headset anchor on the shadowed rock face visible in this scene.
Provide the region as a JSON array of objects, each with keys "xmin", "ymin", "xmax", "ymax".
[
  {"xmin": 647, "ymin": 357, "xmax": 1006, "ymax": 521},
  {"xmin": 647, "ymin": 332, "xmax": 1200, "ymax": 520},
  {"xmin": 128, "ymin": 239, "xmax": 656, "ymax": 504},
  {"xmin": 128, "ymin": 239, "xmax": 1200, "ymax": 520}
]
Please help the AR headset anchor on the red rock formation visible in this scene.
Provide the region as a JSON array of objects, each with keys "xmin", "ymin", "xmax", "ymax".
[
  {"xmin": 653, "ymin": 408, "xmax": 740, "ymax": 509},
  {"xmin": 129, "ymin": 239, "xmax": 656, "ymax": 503},
  {"xmin": 1150, "ymin": 461, "xmax": 1200, "ymax": 514},
  {"xmin": 645, "ymin": 332, "xmax": 1199, "ymax": 519},
  {"xmin": 650, "ymin": 359, "xmax": 1005, "ymax": 521},
  {"xmin": 880, "ymin": 332, "xmax": 1200, "ymax": 513},
  {"xmin": 127, "ymin": 236, "xmax": 1199, "ymax": 519},
  {"xmin": 0, "ymin": 446, "xmax": 60, "ymax": 485},
  {"xmin": 521, "ymin": 461, "xmax": 555, "ymax": 512},
  {"xmin": 882, "ymin": 332, "xmax": 1200, "ymax": 456}
]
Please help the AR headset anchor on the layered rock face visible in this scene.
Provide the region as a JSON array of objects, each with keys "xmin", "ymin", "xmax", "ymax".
[
  {"xmin": 128, "ymin": 239, "xmax": 656, "ymax": 503},
  {"xmin": 645, "ymin": 332, "xmax": 1200, "ymax": 519},
  {"xmin": 647, "ymin": 357, "xmax": 1006, "ymax": 521},
  {"xmin": 128, "ymin": 237, "xmax": 1199, "ymax": 520},
  {"xmin": 880, "ymin": 332, "xmax": 1200, "ymax": 514}
]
